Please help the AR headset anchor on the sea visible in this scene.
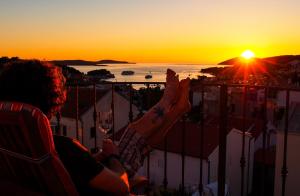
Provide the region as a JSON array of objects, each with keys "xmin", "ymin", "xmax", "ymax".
[{"xmin": 71, "ymin": 63, "xmax": 226, "ymax": 83}]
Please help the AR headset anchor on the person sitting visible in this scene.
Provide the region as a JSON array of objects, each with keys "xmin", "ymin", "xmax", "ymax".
[{"xmin": 0, "ymin": 60, "xmax": 190, "ymax": 195}]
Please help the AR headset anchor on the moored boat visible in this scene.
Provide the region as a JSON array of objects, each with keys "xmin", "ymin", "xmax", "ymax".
[
  {"xmin": 121, "ymin": 70, "xmax": 135, "ymax": 75},
  {"xmin": 145, "ymin": 74, "xmax": 152, "ymax": 79}
]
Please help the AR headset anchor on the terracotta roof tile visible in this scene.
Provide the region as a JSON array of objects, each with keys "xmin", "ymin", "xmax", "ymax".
[{"xmin": 60, "ymin": 87, "xmax": 109, "ymax": 119}]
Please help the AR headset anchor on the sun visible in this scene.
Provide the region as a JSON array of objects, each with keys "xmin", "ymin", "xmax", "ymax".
[{"xmin": 241, "ymin": 50, "xmax": 255, "ymax": 60}]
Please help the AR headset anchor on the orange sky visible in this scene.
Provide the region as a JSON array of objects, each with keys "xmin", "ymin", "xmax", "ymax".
[{"xmin": 1, "ymin": 0, "xmax": 300, "ymax": 64}]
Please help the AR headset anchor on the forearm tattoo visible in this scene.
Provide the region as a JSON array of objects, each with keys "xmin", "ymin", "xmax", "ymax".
[
  {"xmin": 151, "ymin": 106, "xmax": 165, "ymax": 123},
  {"xmin": 118, "ymin": 127, "xmax": 152, "ymax": 175}
]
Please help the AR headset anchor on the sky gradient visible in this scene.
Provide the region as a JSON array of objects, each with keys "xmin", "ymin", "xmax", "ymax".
[{"xmin": 1, "ymin": 0, "xmax": 300, "ymax": 64}]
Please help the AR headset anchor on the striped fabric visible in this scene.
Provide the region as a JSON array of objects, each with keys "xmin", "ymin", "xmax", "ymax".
[
  {"xmin": 118, "ymin": 127, "xmax": 152, "ymax": 175},
  {"xmin": 0, "ymin": 102, "xmax": 78, "ymax": 196}
]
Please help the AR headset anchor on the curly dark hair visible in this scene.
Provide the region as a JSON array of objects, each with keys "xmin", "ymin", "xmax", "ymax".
[{"xmin": 0, "ymin": 60, "xmax": 66, "ymax": 118}]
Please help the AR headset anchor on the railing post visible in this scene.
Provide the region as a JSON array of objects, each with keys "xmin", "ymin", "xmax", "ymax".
[
  {"xmin": 163, "ymin": 136, "xmax": 168, "ymax": 189},
  {"xmin": 218, "ymin": 85, "xmax": 228, "ymax": 196},
  {"xmin": 146, "ymin": 84, "xmax": 151, "ymax": 181},
  {"xmin": 281, "ymin": 90, "xmax": 290, "ymax": 196},
  {"xmin": 240, "ymin": 86, "xmax": 247, "ymax": 196},
  {"xmin": 207, "ymin": 159, "xmax": 211, "ymax": 184},
  {"xmin": 92, "ymin": 83, "xmax": 98, "ymax": 153},
  {"xmin": 163, "ymin": 83, "xmax": 168, "ymax": 190},
  {"xmin": 246, "ymin": 137, "xmax": 253, "ymax": 194},
  {"xmin": 199, "ymin": 85, "xmax": 205, "ymax": 195},
  {"xmin": 261, "ymin": 87, "xmax": 268, "ymax": 196},
  {"xmin": 181, "ymin": 115, "xmax": 186, "ymax": 195},
  {"xmin": 75, "ymin": 84, "xmax": 79, "ymax": 141},
  {"xmin": 129, "ymin": 84, "xmax": 133, "ymax": 123},
  {"xmin": 111, "ymin": 84, "xmax": 115, "ymax": 142}
]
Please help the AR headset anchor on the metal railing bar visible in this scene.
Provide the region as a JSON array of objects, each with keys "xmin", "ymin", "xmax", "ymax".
[
  {"xmin": 111, "ymin": 84, "xmax": 115, "ymax": 142},
  {"xmin": 191, "ymin": 83, "xmax": 300, "ymax": 92},
  {"xmin": 163, "ymin": 83, "xmax": 168, "ymax": 190},
  {"xmin": 281, "ymin": 90, "xmax": 290, "ymax": 196},
  {"xmin": 240, "ymin": 86, "xmax": 248, "ymax": 196},
  {"xmin": 199, "ymin": 85, "xmax": 204, "ymax": 195},
  {"xmin": 261, "ymin": 87, "xmax": 268, "ymax": 196},
  {"xmin": 129, "ymin": 84, "xmax": 133, "ymax": 123},
  {"xmin": 75, "ymin": 84, "xmax": 79, "ymax": 140},
  {"xmin": 181, "ymin": 115, "xmax": 186, "ymax": 195},
  {"xmin": 92, "ymin": 83, "xmax": 98, "ymax": 153},
  {"xmin": 163, "ymin": 136, "xmax": 168, "ymax": 189},
  {"xmin": 218, "ymin": 85, "xmax": 228, "ymax": 196},
  {"xmin": 146, "ymin": 84, "xmax": 151, "ymax": 182},
  {"xmin": 246, "ymin": 136, "xmax": 254, "ymax": 194}
]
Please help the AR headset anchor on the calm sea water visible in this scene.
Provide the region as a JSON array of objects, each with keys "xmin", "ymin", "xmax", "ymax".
[{"xmin": 71, "ymin": 63, "xmax": 226, "ymax": 82}]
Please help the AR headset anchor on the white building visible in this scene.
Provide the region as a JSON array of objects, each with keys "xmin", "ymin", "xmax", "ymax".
[
  {"xmin": 50, "ymin": 87, "xmax": 139, "ymax": 150},
  {"xmin": 132, "ymin": 117, "xmax": 260, "ymax": 196}
]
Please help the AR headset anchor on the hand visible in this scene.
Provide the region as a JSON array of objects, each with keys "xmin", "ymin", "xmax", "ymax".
[{"xmin": 101, "ymin": 139, "xmax": 119, "ymax": 158}]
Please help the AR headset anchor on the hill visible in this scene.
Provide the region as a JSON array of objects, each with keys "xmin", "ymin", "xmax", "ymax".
[
  {"xmin": 51, "ymin": 59, "xmax": 132, "ymax": 66},
  {"xmin": 219, "ymin": 55, "xmax": 300, "ymax": 65},
  {"xmin": 52, "ymin": 60, "xmax": 96, "ymax": 66},
  {"xmin": 96, "ymin": 60, "xmax": 133, "ymax": 64}
]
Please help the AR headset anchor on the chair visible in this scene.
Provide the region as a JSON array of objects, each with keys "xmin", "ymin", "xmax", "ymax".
[{"xmin": 0, "ymin": 102, "xmax": 79, "ymax": 196}]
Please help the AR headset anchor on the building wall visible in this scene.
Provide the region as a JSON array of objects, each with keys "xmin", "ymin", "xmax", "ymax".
[
  {"xmin": 253, "ymin": 122, "xmax": 277, "ymax": 152},
  {"xmin": 207, "ymin": 129, "xmax": 254, "ymax": 196},
  {"xmin": 137, "ymin": 129, "xmax": 254, "ymax": 196},
  {"xmin": 274, "ymin": 132, "xmax": 300, "ymax": 196},
  {"xmin": 51, "ymin": 90, "xmax": 139, "ymax": 151},
  {"xmin": 137, "ymin": 150, "xmax": 209, "ymax": 192}
]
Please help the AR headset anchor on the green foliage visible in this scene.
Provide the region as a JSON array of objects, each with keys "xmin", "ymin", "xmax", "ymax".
[
  {"xmin": 136, "ymin": 85, "xmax": 163, "ymax": 110},
  {"xmin": 87, "ymin": 69, "xmax": 115, "ymax": 79}
]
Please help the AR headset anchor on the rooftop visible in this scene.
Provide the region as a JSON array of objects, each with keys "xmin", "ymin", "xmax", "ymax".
[{"xmin": 60, "ymin": 87, "xmax": 109, "ymax": 118}]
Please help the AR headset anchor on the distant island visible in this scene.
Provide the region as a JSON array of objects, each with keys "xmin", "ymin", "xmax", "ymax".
[
  {"xmin": 97, "ymin": 60, "xmax": 132, "ymax": 64},
  {"xmin": 51, "ymin": 59, "xmax": 134, "ymax": 66},
  {"xmin": 87, "ymin": 69, "xmax": 115, "ymax": 79}
]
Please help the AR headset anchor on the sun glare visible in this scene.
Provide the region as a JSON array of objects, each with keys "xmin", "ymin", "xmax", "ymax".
[{"xmin": 241, "ymin": 50, "xmax": 255, "ymax": 60}]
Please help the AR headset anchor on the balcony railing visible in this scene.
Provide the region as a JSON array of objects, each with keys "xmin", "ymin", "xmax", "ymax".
[{"xmin": 54, "ymin": 81, "xmax": 300, "ymax": 196}]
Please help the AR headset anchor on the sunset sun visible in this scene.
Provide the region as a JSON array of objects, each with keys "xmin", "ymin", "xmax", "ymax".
[{"xmin": 241, "ymin": 50, "xmax": 255, "ymax": 60}]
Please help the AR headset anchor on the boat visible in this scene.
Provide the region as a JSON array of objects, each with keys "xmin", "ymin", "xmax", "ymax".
[
  {"xmin": 145, "ymin": 73, "xmax": 152, "ymax": 79},
  {"xmin": 121, "ymin": 70, "xmax": 135, "ymax": 75}
]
